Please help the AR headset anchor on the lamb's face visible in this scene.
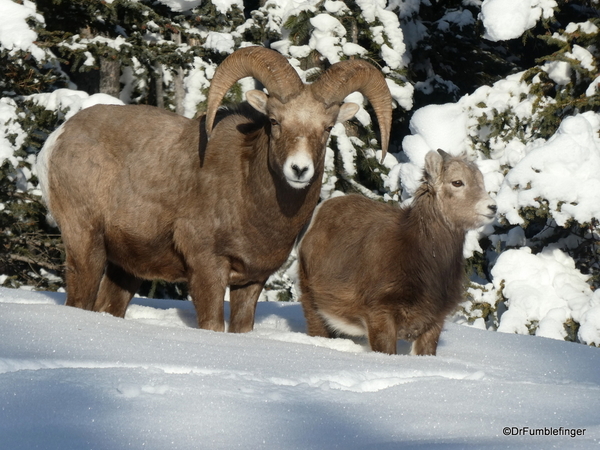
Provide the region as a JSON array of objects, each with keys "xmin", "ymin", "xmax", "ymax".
[
  {"xmin": 438, "ymin": 159, "xmax": 496, "ymax": 230},
  {"xmin": 424, "ymin": 150, "xmax": 496, "ymax": 231}
]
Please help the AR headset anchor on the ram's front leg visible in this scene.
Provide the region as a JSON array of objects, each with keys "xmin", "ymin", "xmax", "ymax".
[
  {"xmin": 188, "ymin": 257, "xmax": 230, "ymax": 332},
  {"xmin": 94, "ymin": 262, "xmax": 142, "ymax": 317},
  {"xmin": 228, "ymin": 281, "xmax": 266, "ymax": 333}
]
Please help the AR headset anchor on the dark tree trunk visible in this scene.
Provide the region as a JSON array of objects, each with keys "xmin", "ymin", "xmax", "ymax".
[{"xmin": 99, "ymin": 57, "xmax": 121, "ymax": 98}]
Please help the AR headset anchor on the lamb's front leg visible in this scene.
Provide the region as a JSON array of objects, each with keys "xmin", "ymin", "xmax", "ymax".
[
  {"xmin": 411, "ymin": 321, "xmax": 443, "ymax": 356},
  {"xmin": 228, "ymin": 281, "xmax": 266, "ymax": 333}
]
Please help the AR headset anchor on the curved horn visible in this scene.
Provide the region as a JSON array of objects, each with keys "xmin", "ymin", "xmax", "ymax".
[
  {"xmin": 205, "ymin": 46, "xmax": 304, "ymax": 138},
  {"xmin": 311, "ymin": 60, "xmax": 393, "ymax": 160}
]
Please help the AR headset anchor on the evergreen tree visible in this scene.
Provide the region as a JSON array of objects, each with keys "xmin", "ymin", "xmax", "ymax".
[{"xmin": 458, "ymin": 9, "xmax": 600, "ymax": 339}]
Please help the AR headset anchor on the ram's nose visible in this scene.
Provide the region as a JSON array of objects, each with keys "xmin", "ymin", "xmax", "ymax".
[
  {"xmin": 292, "ymin": 164, "xmax": 310, "ymax": 179},
  {"xmin": 284, "ymin": 153, "xmax": 314, "ymax": 189}
]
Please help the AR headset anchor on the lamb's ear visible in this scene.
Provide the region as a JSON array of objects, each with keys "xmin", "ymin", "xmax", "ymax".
[
  {"xmin": 424, "ymin": 150, "xmax": 444, "ymax": 184},
  {"xmin": 437, "ymin": 148, "xmax": 452, "ymax": 161}
]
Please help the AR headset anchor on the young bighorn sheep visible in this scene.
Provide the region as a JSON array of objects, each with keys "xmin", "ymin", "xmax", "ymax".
[
  {"xmin": 297, "ymin": 150, "xmax": 496, "ymax": 355},
  {"xmin": 36, "ymin": 46, "xmax": 392, "ymax": 333}
]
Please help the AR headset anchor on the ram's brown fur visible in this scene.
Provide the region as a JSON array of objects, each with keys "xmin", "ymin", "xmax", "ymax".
[
  {"xmin": 37, "ymin": 47, "xmax": 392, "ymax": 333},
  {"xmin": 297, "ymin": 150, "xmax": 496, "ymax": 354}
]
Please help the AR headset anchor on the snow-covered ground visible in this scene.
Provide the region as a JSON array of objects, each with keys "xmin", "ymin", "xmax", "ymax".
[{"xmin": 1, "ymin": 287, "xmax": 598, "ymax": 449}]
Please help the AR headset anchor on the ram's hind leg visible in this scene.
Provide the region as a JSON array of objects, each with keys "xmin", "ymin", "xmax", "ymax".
[
  {"xmin": 63, "ymin": 228, "xmax": 107, "ymax": 311},
  {"xmin": 229, "ymin": 281, "xmax": 266, "ymax": 333},
  {"xmin": 94, "ymin": 262, "xmax": 142, "ymax": 317}
]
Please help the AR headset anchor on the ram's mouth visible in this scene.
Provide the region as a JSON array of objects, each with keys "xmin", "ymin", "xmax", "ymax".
[{"xmin": 286, "ymin": 178, "xmax": 311, "ymax": 189}]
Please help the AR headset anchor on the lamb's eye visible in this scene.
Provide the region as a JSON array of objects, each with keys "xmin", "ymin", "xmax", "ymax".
[
  {"xmin": 452, "ymin": 180, "xmax": 464, "ymax": 187},
  {"xmin": 270, "ymin": 118, "xmax": 279, "ymax": 126}
]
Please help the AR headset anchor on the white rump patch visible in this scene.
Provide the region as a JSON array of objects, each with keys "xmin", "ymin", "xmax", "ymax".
[
  {"xmin": 35, "ymin": 122, "xmax": 65, "ymax": 218},
  {"xmin": 320, "ymin": 311, "xmax": 367, "ymax": 337}
]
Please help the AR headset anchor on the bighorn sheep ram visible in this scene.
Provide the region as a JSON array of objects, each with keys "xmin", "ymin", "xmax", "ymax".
[
  {"xmin": 36, "ymin": 46, "xmax": 392, "ymax": 333},
  {"xmin": 297, "ymin": 150, "xmax": 496, "ymax": 355}
]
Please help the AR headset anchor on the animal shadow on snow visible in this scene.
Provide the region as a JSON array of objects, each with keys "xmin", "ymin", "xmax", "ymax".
[
  {"xmin": 34, "ymin": 290, "xmax": 435, "ymax": 355},
  {"xmin": 126, "ymin": 296, "xmax": 428, "ymax": 355},
  {"xmin": 127, "ymin": 296, "xmax": 305, "ymax": 335},
  {"xmin": 252, "ymin": 301, "xmax": 417, "ymax": 355}
]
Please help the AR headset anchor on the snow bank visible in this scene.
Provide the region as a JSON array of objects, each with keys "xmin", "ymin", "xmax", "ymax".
[
  {"xmin": 204, "ymin": 31, "xmax": 236, "ymax": 54},
  {"xmin": 0, "ymin": 287, "xmax": 599, "ymax": 449},
  {"xmin": 404, "ymin": 103, "xmax": 468, "ymax": 162}
]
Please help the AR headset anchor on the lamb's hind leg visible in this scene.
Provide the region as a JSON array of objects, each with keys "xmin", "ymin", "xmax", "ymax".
[
  {"xmin": 63, "ymin": 228, "xmax": 106, "ymax": 311},
  {"xmin": 412, "ymin": 321, "xmax": 443, "ymax": 356},
  {"xmin": 94, "ymin": 262, "xmax": 142, "ymax": 317},
  {"xmin": 299, "ymin": 291, "xmax": 331, "ymax": 338},
  {"xmin": 366, "ymin": 313, "xmax": 398, "ymax": 355},
  {"xmin": 297, "ymin": 258, "xmax": 331, "ymax": 338}
]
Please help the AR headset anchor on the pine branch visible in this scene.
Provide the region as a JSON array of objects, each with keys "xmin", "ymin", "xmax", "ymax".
[{"xmin": 6, "ymin": 254, "xmax": 63, "ymax": 273}]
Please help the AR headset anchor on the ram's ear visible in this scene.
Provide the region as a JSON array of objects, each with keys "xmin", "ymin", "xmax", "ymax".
[
  {"xmin": 335, "ymin": 102, "xmax": 360, "ymax": 123},
  {"xmin": 246, "ymin": 90, "xmax": 269, "ymax": 115},
  {"xmin": 424, "ymin": 150, "xmax": 444, "ymax": 185}
]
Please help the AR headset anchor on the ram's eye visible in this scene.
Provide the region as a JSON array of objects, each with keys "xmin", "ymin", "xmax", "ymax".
[
  {"xmin": 452, "ymin": 180, "xmax": 464, "ymax": 187},
  {"xmin": 270, "ymin": 118, "xmax": 279, "ymax": 126},
  {"xmin": 325, "ymin": 125, "xmax": 334, "ymax": 133}
]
